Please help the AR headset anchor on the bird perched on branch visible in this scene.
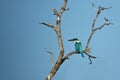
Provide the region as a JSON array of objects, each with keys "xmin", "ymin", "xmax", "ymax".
[{"xmin": 68, "ymin": 38, "xmax": 84, "ymax": 57}]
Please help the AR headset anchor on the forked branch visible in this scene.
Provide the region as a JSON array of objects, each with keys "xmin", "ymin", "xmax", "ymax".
[
  {"xmin": 85, "ymin": 6, "xmax": 112, "ymax": 64},
  {"xmin": 41, "ymin": 0, "xmax": 68, "ymax": 80}
]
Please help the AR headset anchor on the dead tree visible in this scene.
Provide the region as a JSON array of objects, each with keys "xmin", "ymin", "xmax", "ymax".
[{"xmin": 40, "ymin": 0, "xmax": 112, "ymax": 80}]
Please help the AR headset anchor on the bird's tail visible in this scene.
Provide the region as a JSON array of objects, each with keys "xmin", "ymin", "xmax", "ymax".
[{"xmin": 80, "ymin": 53, "xmax": 84, "ymax": 58}]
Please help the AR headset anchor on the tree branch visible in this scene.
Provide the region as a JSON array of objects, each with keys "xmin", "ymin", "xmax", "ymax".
[
  {"xmin": 91, "ymin": 6, "xmax": 111, "ymax": 30},
  {"xmin": 86, "ymin": 6, "xmax": 111, "ymax": 50},
  {"xmin": 44, "ymin": 0, "xmax": 68, "ymax": 80},
  {"xmin": 59, "ymin": 0, "xmax": 68, "ymax": 16},
  {"xmin": 52, "ymin": 8, "xmax": 59, "ymax": 17},
  {"xmin": 40, "ymin": 22, "xmax": 55, "ymax": 30},
  {"xmin": 63, "ymin": 49, "xmax": 96, "ymax": 61},
  {"xmin": 94, "ymin": 22, "xmax": 112, "ymax": 31},
  {"xmin": 85, "ymin": 6, "xmax": 112, "ymax": 64},
  {"xmin": 63, "ymin": 51, "xmax": 79, "ymax": 60}
]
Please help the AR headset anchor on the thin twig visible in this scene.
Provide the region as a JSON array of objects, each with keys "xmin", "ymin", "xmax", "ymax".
[
  {"xmin": 40, "ymin": 22, "xmax": 55, "ymax": 30},
  {"xmin": 94, "ymin": 22, "xmax": 112, "ymax": 31},
  {"xmin": 52, "ymin": 8, "xmax": 59, "ymax": 17},
  {"xmin": 44, "ymin": 48, "xmax": 54, "ymax": 67}
]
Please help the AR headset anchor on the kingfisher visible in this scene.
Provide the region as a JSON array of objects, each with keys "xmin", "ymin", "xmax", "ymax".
[{"xmin": 68, "ymin": 38, "xmax": 84, "ymax": 57}]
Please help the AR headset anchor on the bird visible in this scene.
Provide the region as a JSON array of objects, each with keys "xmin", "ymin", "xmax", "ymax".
[{"xmin": 68, "ymin": 38, "xmax": 84, "ymax": 57}]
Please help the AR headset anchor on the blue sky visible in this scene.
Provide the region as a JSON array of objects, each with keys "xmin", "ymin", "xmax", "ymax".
[{"xmin": 0, "ymin": 0, "xmax": 120, "ymax": 80}]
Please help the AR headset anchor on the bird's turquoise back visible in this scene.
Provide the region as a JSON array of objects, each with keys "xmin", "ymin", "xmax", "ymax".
[
  {"xmin": 74, "ymin": 42, "xmax": 82, "ymax": 53},
  {"xmin": 74, "ymin": 42, "xmax": 84, "ymax": 57}
]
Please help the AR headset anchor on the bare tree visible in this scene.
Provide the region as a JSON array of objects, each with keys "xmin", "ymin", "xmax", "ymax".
[{"xmin": 40, "ymin": 0, "xmax": 112, "ymax": 80}]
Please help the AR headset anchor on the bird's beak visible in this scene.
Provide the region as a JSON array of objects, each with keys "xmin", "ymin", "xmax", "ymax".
[{"xmin": 68, "ymin": 39, "xmax": 74, "ymax": 41}]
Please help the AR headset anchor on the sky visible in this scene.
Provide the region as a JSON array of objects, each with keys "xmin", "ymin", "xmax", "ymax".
[{"xmin": 0, "ymin": 0, "xmax": 120, "ymax": 80}]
